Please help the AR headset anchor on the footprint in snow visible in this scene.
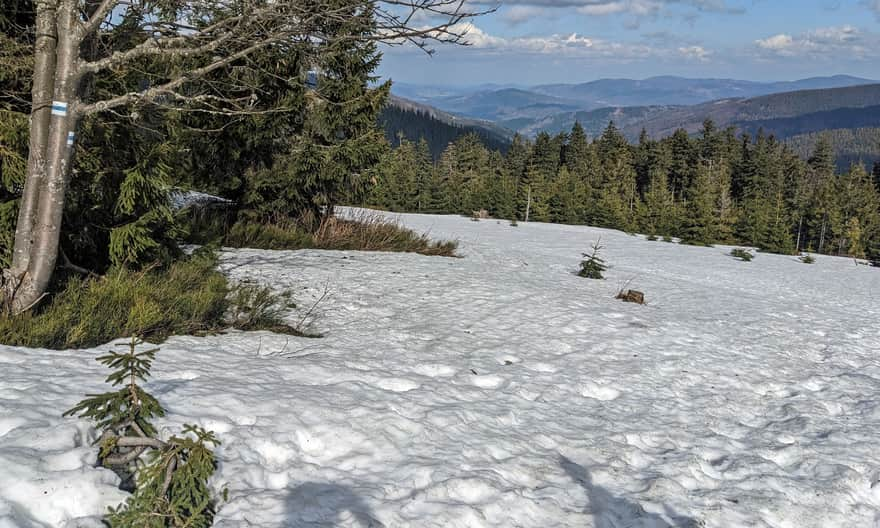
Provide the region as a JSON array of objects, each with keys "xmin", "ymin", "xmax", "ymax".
[
  {"xmin": 413, "ymin": 364, "xmax": 457, "ymax": 378},
  {"xmin": 471, "ymin": 374, "xmax": 505, "ymax": 389},
  {"xmin": 376, "ymin": 378, "xmax": 420, "ymax": 392},
  {"xmin": 527, "ymin": 362, "xmax": 558, "ymax": 373},
  {"xmin": 580, "ymin": 381, "xmax": 621, "ymax": 401}
]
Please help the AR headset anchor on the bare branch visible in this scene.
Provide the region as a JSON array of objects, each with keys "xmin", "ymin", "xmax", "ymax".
[{"xmin": 80, "ymin": 0, "xmax": 116, "ymax": 36}]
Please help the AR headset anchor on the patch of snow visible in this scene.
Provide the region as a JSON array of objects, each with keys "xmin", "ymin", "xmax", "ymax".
[
  {"xmin": 168, "ymin": 189, "xmax": 233, "ymax": 211},
  {"xmin": 3, "ymin": 208, "xmax": 880, "ymax": 527}
]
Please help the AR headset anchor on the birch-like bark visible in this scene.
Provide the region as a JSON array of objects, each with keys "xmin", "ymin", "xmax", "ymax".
[
  {"xmin": 8, "ymin": 0, "xmax": 82, "ymax": 312},
  {"xmin": 10, "ymin": 0, "xmax": 59, "ymax": 277},
  {"xmin": 23, "ymin": 0, "xmax": 82, "ymax": 308}
]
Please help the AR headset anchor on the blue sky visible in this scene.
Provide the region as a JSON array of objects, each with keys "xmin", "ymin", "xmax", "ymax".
[{"xmin": 378, "ymin": 0, "xmax": 880, "ymax": 85}]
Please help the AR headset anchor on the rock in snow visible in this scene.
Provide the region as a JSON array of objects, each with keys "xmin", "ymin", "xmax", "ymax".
[{"xmin": 2, "ymin": 208, "xmax": 880, "ymax": 527}]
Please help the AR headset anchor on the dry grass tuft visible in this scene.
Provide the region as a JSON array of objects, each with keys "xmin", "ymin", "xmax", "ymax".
[{"xmin": 226, "ymin": 211, "xmax": 458, "ymax": 257}]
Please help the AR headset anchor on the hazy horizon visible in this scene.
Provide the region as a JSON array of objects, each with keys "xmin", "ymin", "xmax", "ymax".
[{"xmin": 378, "ymin": 1, "xmax": 880, "ymax": 85}]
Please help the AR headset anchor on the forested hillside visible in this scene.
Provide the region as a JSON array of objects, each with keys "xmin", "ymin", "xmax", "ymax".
[
  {"xmin": 379, "ymin": 104, "xmax": 511, "ymax": 159},
  {"xmin": 621, "ymin": 83, "xmax": 880, "ymax": 139},
  {"xmin": 786, "ymin": 128, "xmax": 880, "ymax": 173},
  {"xmin": 366, "ymin": 121, "xmax": 880, "ymax": 262}
]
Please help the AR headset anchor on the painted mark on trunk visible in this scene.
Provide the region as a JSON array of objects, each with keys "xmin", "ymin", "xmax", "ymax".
[
  {"xmin": 67, "ymin": 131, "xmax": 75, "ymax": 147},
  {"xmin": 51, "ymin": 101, "xmax": 68, "ymax": 116}
]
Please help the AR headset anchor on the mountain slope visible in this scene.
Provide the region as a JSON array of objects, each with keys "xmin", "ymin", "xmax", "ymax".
[
  {"xmin": 380, "ymin": 96, "xmax": 513, "ymax": 158},
  {"xmin": 531, "ymin": 75, "xmax": 876, "ymax": 109},
  {"xmin": 622, "ymin": 83, "xmax": 880, "ymax": 139},
  {"xmin": 420, "ymin": 88, "xmax": 583, "ymax": 121},
  {"xmin": 785, "ymin": 127, "xmax": 880, "ymax": 172}
]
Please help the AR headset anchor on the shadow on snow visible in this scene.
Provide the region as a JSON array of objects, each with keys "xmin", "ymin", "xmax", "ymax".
[
  {"xmin": 284, "ymin": 481, "xmax": 384, "ymax": 527},
  {"xmin": 559, "ymin": 455, "xmax": 701, "ymax": 528}
]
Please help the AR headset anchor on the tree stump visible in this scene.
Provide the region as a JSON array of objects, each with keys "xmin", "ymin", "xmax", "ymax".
[{"xmin": 616, "ymin": 289, "xmax": 645, "ymax": 304}]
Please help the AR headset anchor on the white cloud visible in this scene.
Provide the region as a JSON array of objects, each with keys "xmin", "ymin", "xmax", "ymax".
[
  {"xmin": 755, "ymin": 34, "xmax": 794, "ymax": 51},
  {"xmin": 431, "ymin": 22, "xmax": 710, "ymax": 61},
  {"xmin": 754, "ymin": 26, "xmax": 870, "ymax": 59},
  {"xmin": 678, "ymin": 45, "xmax": 711, "ymax": 61}
]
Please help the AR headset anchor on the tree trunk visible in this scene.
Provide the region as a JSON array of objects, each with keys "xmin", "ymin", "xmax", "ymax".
[
  {"xmin": 5, "ymin": 0, "xmax": 81, "ymax": 313},
  {"xmin": 10, "ymin": 0, "xmax": 59, "ymax": 278}
]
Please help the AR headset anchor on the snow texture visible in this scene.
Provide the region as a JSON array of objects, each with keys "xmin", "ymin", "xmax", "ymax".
[
  {"xmin": 167, "ymin": 189, "xmax": 233, "ymax": 211},
  {"xmin": 2, "ymin": 209, "xmax": 880, "ymax": 527}
]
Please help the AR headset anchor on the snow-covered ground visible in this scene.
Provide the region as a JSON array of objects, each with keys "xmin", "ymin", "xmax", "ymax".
[{"xmin": 3, "ymin": 209, "xmax": 880, "ymax": 527}]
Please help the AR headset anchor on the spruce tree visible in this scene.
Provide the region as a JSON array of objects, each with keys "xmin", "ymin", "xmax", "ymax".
[
  {"xmin": 415, "ymin": 138, "xmax": 435, "ymax": 212},
  {"xmin": 565, "ymin": 123, "xmax": 600, "ymax": 224},
  {"xmin": 872, "ymin": 161, "xmax": 880, "ymax": 193},
  {"xmin": 836, "ymin": 163, "xmax": 880, "ymax": 257},
  {"xmin": 519, "ymin": 133, "xmax": 557, "ymax": 222},
  {"xmin": 578, "ymin": 239, "xmax": 607, "ymax": 279},
  {"xmin": 805, "ymin": 135, "xmax": 840, "ymax": 253},
  {"xmin": 639, "ymin": 147, "xmax": 676, "ymax": 238},
  {"xmin": 594, "ymin": 122, "xmax": 637, "ymax": 230},
  {"xmin": 279, "ymin": 0, "xmax": 390, "ymax": 222},
  {"xmin": 679, "ymin": 161, "xmax": 716, "ymax": 245},
  {"xmin": 667, "ymin": 129, "xmax": 694, "ymax": 202}
]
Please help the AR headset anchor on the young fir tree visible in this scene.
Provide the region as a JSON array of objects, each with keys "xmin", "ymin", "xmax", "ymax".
[
  {"xmin": 65, "ymin": 337, "xmax": 221, "ymax": 527},
  {"xmin": 578, "ymin": 239, "xmax": 607, "ymax": 279}
]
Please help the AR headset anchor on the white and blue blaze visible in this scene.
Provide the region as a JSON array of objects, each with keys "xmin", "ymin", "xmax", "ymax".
[{"xmin": 51, "ymin": 101, "xmax": 68, "ymax": 116}]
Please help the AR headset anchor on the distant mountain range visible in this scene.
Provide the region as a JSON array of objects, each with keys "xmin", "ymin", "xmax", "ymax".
[
  {"xmin": 530, "ymin": 75, "xmax": 877, "ymax": 109},
  {"xmin": 396, "ymin": 75, "xmax": 877, "ymax": 125},
  {"xmin": 380, "ymin": 76, "xmax": 880, "ymax": 166}
]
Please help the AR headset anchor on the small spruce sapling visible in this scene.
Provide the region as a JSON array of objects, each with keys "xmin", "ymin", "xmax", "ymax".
[
  {"xmin": 730, "ymin": 248, "xmax": 753, "ymax": 261},
  {"xmin": 65, "ymin": 337, "xmax": 222, "ymax": 527},
  {"xmin": 799, "ymin": 254, "xmax": 816, "ymax": 264},
  {"xmin": 579, "ymin": 239, "xmax": 607, "ymax": 279}
]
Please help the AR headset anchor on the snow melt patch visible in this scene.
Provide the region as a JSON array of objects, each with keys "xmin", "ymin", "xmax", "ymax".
[{"xmin": 3, "ymin": 208, "xmax": 880, "ymax": 527}]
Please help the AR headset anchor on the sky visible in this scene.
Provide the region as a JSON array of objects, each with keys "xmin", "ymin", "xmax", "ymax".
[{"xmin": 377, "ymin": 0, "xmax": 880, "ymax": 86}]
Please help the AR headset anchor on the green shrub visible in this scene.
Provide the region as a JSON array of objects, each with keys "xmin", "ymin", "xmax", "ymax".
[
  {"xmin": 730, "ymin": 248, "xmax": 754, "ymax": 261},
  {"xmin": 0, "ymin": 249, "xmax": 303, "ymax": 349},
  {"xmin": 799, "ymin": 254, "xmax": 816, "ymax": 264}
]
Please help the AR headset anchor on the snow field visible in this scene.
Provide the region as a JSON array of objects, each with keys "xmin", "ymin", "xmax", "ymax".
[{"xmin": 2, "ymin": 209, "xmax": 880, "ymax": 527}]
